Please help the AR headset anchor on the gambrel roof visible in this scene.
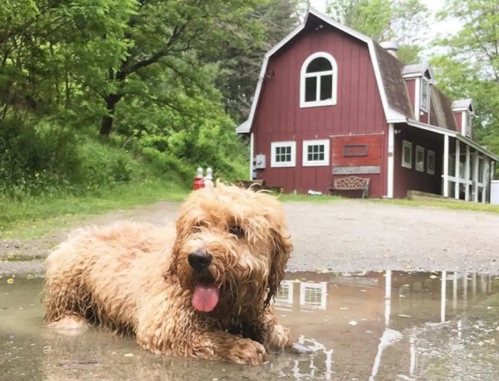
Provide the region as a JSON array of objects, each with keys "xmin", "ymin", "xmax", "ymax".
[{"xmin": 237, "ymin": 7, "xmax": 412, "ymax": 134}]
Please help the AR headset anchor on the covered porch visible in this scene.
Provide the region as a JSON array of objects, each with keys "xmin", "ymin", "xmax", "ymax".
[
  {"xmin": 392, "ymin": 120, "xmax": 498, "ymax": 203},
  {"xmin": 442, "ymin": 134, "xmax": 496, "ymax": 203}
]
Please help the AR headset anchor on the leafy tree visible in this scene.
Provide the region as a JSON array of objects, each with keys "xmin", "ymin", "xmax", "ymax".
[
  {"xmin": 91, "ymin": 0, "xmax": 269, "ymax": 136},
  {"xmin": 326, "ymin": 0, "xmax": 392, "ymax": 42},
  {"xmin": 430, "ymin": 0, "xmax": 499, "ymax": 155},
  {"xmin": 200, "ymin": 0, "xmax": 304, "ymax": 124},
  {"xmin": 391, "ymin": 0, "xmax": 430, "ymax": 64},
  {"xmin": 0, "ymin": 0, "xmax": 271, "ymax": 134},
  {"xmin": 325, "ymin": 0, "xmax": 430, "ymax": 64},
  {"xmin": 0, "ymin": 0, "xmax": 280, "ymax": 196}
]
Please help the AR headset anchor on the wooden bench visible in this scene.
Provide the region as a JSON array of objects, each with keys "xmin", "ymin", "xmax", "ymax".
[
  {"xmin": 236, "ymin": 180, "xmax": 264, "ymax": 191},
  {"xmin": 235, "ymin": 180, "xmax": 283, "ymax": 194},
  {"xmin": 328, "ymin": 176, "xmax": 370, "ymax": 199}
]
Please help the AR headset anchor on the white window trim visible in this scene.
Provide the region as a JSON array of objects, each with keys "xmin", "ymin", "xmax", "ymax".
[
  {"xmin": 402, "ymin": 140, "xmax": 413, "ymax": 169},
  {"xmin": 427, "ymin": 149, "xmax": 435, "ymax": 175},
  {"xmin": 415, "ymin": 145, "xmax": 425, "ymax": 172},
  {"xmin": 299, "ymin": 282, "xmax": 327, "ymax": 310},
  {"xmin": 300, "ymin": 52, "xmax": 338, "ymax": 108},
  {"xmin": 460, "ymin": 111, "xmax": 466, "ymax": 135},
  {"xmin": 302, "ymin": 139, "xmax": 330, "ymax": 167},
  {"xmin": 270, "ymin": 141, "xmax": 296, "ymax": 168},
  {"xmin": 420, "ymin": 77, "xmax": 429, "ymax": 112},
  {"xmin": 414, "ymin": 78, "xmax": 421, "ymax": 121},
  {"xmin": 463, "ymin": 111, "xmax": 472, "ymax": 138},
  {"xmin": 274, "ymin": 280, "xmax": 294, "ymax": 306}
]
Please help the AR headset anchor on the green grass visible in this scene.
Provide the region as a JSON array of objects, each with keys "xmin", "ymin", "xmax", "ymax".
[
  {"xmin": 5, "ymin": 176, "xmax": 496, "ymax": 243},
  {"xmin": 0, "ymin": 179, "xmax": 189, "ymax": 240},
  {"xmin": 370, "ymin": 197, "xmax": 499, "ymax": 214},
  {"xmin": 276, "ymin": 193, "xmax": 342, "ymax": 203},
  {"xmin": 0, "ymin": 186, "xmax": 342, "ymax": 240}
]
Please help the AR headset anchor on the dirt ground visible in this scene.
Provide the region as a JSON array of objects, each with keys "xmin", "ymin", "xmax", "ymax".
[{"xmin": 2, "ymin": 199, "xmax": 499, "ymax": 275}]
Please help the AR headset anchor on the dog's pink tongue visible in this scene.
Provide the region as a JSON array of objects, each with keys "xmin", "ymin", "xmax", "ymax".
[{"xmin": 192, "ymin": 285, "xmax": 220, "ymax": 312}]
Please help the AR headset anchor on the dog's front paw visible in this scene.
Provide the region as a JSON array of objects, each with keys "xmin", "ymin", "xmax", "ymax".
[
  {"xmin": 264, "ymin": 323, "xmax": 292, "ymax": 352},
  {"xmin": 225, "ymin": 338, "xmax": 268, "ymax": 365}
]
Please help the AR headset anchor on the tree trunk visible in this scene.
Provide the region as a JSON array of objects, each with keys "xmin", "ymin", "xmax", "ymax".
[{"xmin": 99, "ymin": 94, "xmax": 122, "ymax": 136}]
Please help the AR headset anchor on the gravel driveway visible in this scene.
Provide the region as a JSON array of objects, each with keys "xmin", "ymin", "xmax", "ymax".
[{"xmin": 2, "ymin": 199, "xmax": 499, "ymax": 276}]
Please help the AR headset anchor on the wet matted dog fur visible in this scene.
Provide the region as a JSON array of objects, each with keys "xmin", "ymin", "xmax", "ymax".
[{"xmin": 43, "ymin": 181, "xmax": 294, "ymax": 364}]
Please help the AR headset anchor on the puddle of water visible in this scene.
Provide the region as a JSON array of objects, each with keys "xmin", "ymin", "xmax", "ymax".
[{"xmin": 1, "ymin": 271, "xmax": 499, "ymax": 380}]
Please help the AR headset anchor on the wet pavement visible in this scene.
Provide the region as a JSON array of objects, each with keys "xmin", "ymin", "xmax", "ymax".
[{"xmin": 2, "ymin": 270, "xmax": 499, "ymax": 380}]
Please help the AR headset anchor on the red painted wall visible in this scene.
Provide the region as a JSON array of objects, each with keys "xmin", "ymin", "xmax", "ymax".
[
  {"xmin": 331, "ymin": 135, "xmax": 384, "ymax": 197},
  {"xmin": 253, "ymin": 22, "xmax": 388, "ymax": 195},
  {"xmin": 405, "ymin": 79, "xmax": 416, "ymax": 111},
  {"xmin": 420, "ymin": 112, "xmax": 429, "ymax": 124},
  {"xmin": 393, "ymin": 125, "xmax": 443, "ymax": 198},
  {"xmin": 454, "ymin": 112, "xmax": 463, "ymax": 134}
]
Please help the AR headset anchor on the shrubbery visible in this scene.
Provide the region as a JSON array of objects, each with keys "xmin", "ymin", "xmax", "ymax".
[{"xmin": 0, "ymin": 114, "xmax": 248, "ymax": 200}]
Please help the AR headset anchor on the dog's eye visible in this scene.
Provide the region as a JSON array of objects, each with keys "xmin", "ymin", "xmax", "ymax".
[
  {"xmin": 193, "ymin": 222, "xmax": 203, "ymax": 233},
  {"xmin": 228, "ymin": 225, "xmax": 245, "ymax": 238}
]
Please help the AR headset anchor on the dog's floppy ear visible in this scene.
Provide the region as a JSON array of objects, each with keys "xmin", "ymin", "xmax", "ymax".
[
  {"xmin": 164, "ymin": 238, "xmax": 182, "ymax": 280},
  {"xmin": 265, "ymin": 226, "xmax": 293, "ymax": 306},
  {"xmin": 163, "ymin": 214, "xmax": 189, "ymax": 280}
]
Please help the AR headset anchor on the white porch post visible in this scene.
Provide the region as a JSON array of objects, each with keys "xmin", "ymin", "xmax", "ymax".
[
  {"xmin": 443, "ymin": 135, "xmax": 450, "ymax": 197},
  {"xmin": 491, "ymin": 161, "xmax": 496, "ymax": 195},
  {"xmin": 482, "ymin": 157, "xmax": 489, "ymax": 203},
  {"xmin": 441, "ymin": 271, "xmax": 447, "ymax": 323},
  {"xmin": 473, "ymin": 150, "xmax": 479, "ymax": 202},
  {"xmin": 455, "ymin": 139, "xmax": 460, "ymax": 199},
  {"xmin": 387, "ymin": 124, "xmax": 394, "ymax": 198},
  {"xmin": 465, "ymin": 145, "xmax": 471, "ymax": 201},
  {"xmin": 249, "ymin": 132, "xmax": 254, "ymax": 180}
]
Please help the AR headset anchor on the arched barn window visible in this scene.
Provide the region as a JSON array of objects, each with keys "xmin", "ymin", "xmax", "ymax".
[{"xmin": 300, "ymin": 52, "xmax": 338, "ymax": 108}]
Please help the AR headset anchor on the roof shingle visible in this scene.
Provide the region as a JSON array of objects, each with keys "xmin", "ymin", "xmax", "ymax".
[
  {"xmin": 430, "ymin": 87, "xmax": 459, "ymax": 131},
  {"xmin": 373, "ymin": 42, "xmax": 414, "ymax": 119}
]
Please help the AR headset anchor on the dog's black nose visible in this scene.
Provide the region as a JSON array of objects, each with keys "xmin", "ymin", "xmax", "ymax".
[{"xmin": 188, "ymin": 250, "xmax": 212, "ymax": 271}]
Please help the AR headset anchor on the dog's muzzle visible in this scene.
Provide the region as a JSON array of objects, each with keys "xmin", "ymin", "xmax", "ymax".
[
  {"xmin": 188, "ymin": 250, "xmax": 212, "ymax": 272},
  {"xmin": 187, "ymin": 250, "xmax": 220, "ymax": 313}
]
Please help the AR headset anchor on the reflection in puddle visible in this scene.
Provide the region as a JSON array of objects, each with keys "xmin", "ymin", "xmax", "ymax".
[{"xmin": 1, "ymin": 270, "xmax": 499, "ymax": 380}]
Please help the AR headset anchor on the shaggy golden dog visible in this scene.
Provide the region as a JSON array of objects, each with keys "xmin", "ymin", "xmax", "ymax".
[{"xmin": 43, "ymin": 181, "xmax": 294, "ymax": 365}]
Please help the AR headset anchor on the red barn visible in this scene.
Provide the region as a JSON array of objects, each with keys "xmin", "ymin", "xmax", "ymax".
[{"xmin": 236, "ymin": 8, "xmax": 499, "ymax": 202}]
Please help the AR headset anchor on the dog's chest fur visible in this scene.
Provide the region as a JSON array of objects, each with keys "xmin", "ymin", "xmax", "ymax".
[
  {"xmin": 226, "ymin": 314, "xmax": 263, "ymax": 343},
  {"xmin": 199, "ymin": 311, "xmax": 264, "ymax": 344}
]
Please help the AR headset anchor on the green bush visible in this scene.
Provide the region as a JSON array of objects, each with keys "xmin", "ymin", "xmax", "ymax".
[
  {"xmin": 0, "ymin": 117, "xmax": 81, "ymax": 198},
  {"xmin": 0, "ymin": 114, "xmax": 249, "ymax": 202}
]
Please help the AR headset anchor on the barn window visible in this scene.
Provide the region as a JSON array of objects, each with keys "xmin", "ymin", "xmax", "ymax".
[
  {"xmin": 427, "ymin": 150, "xmax": 435, "ymax": 175},
  {"xmin": 402, "ymin": 140, "xmax": 412, "ymax": 169},
  {"xmin": 270, "ymin": 141, "xmax": 296, "ymax": 168},
  {"xmin": 274, "ymin": 280, "xmax": 294, "ymax": 305},
  {"xmin": 415, "ymin": 145, "xmax": 425, "ymax": 172},
  {"xmin": 420, "ymin": 77, "xmax": 430, "ymax": 112},
  {"xmin": 303, "ymin": 139, "xmax": 330, "ymax": 167},
  {"xmin": 299, "ymin": 282, "xmax": 327, "ymax": 310},
  {"xmin": 300, "ymin": 52, "xmax": 338, "ymax": 108}
]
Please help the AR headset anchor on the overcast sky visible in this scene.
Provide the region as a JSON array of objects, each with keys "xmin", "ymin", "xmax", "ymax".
[{"xmin": 308, "ymin": 0, "xmax": 463, "ymax": 59}]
